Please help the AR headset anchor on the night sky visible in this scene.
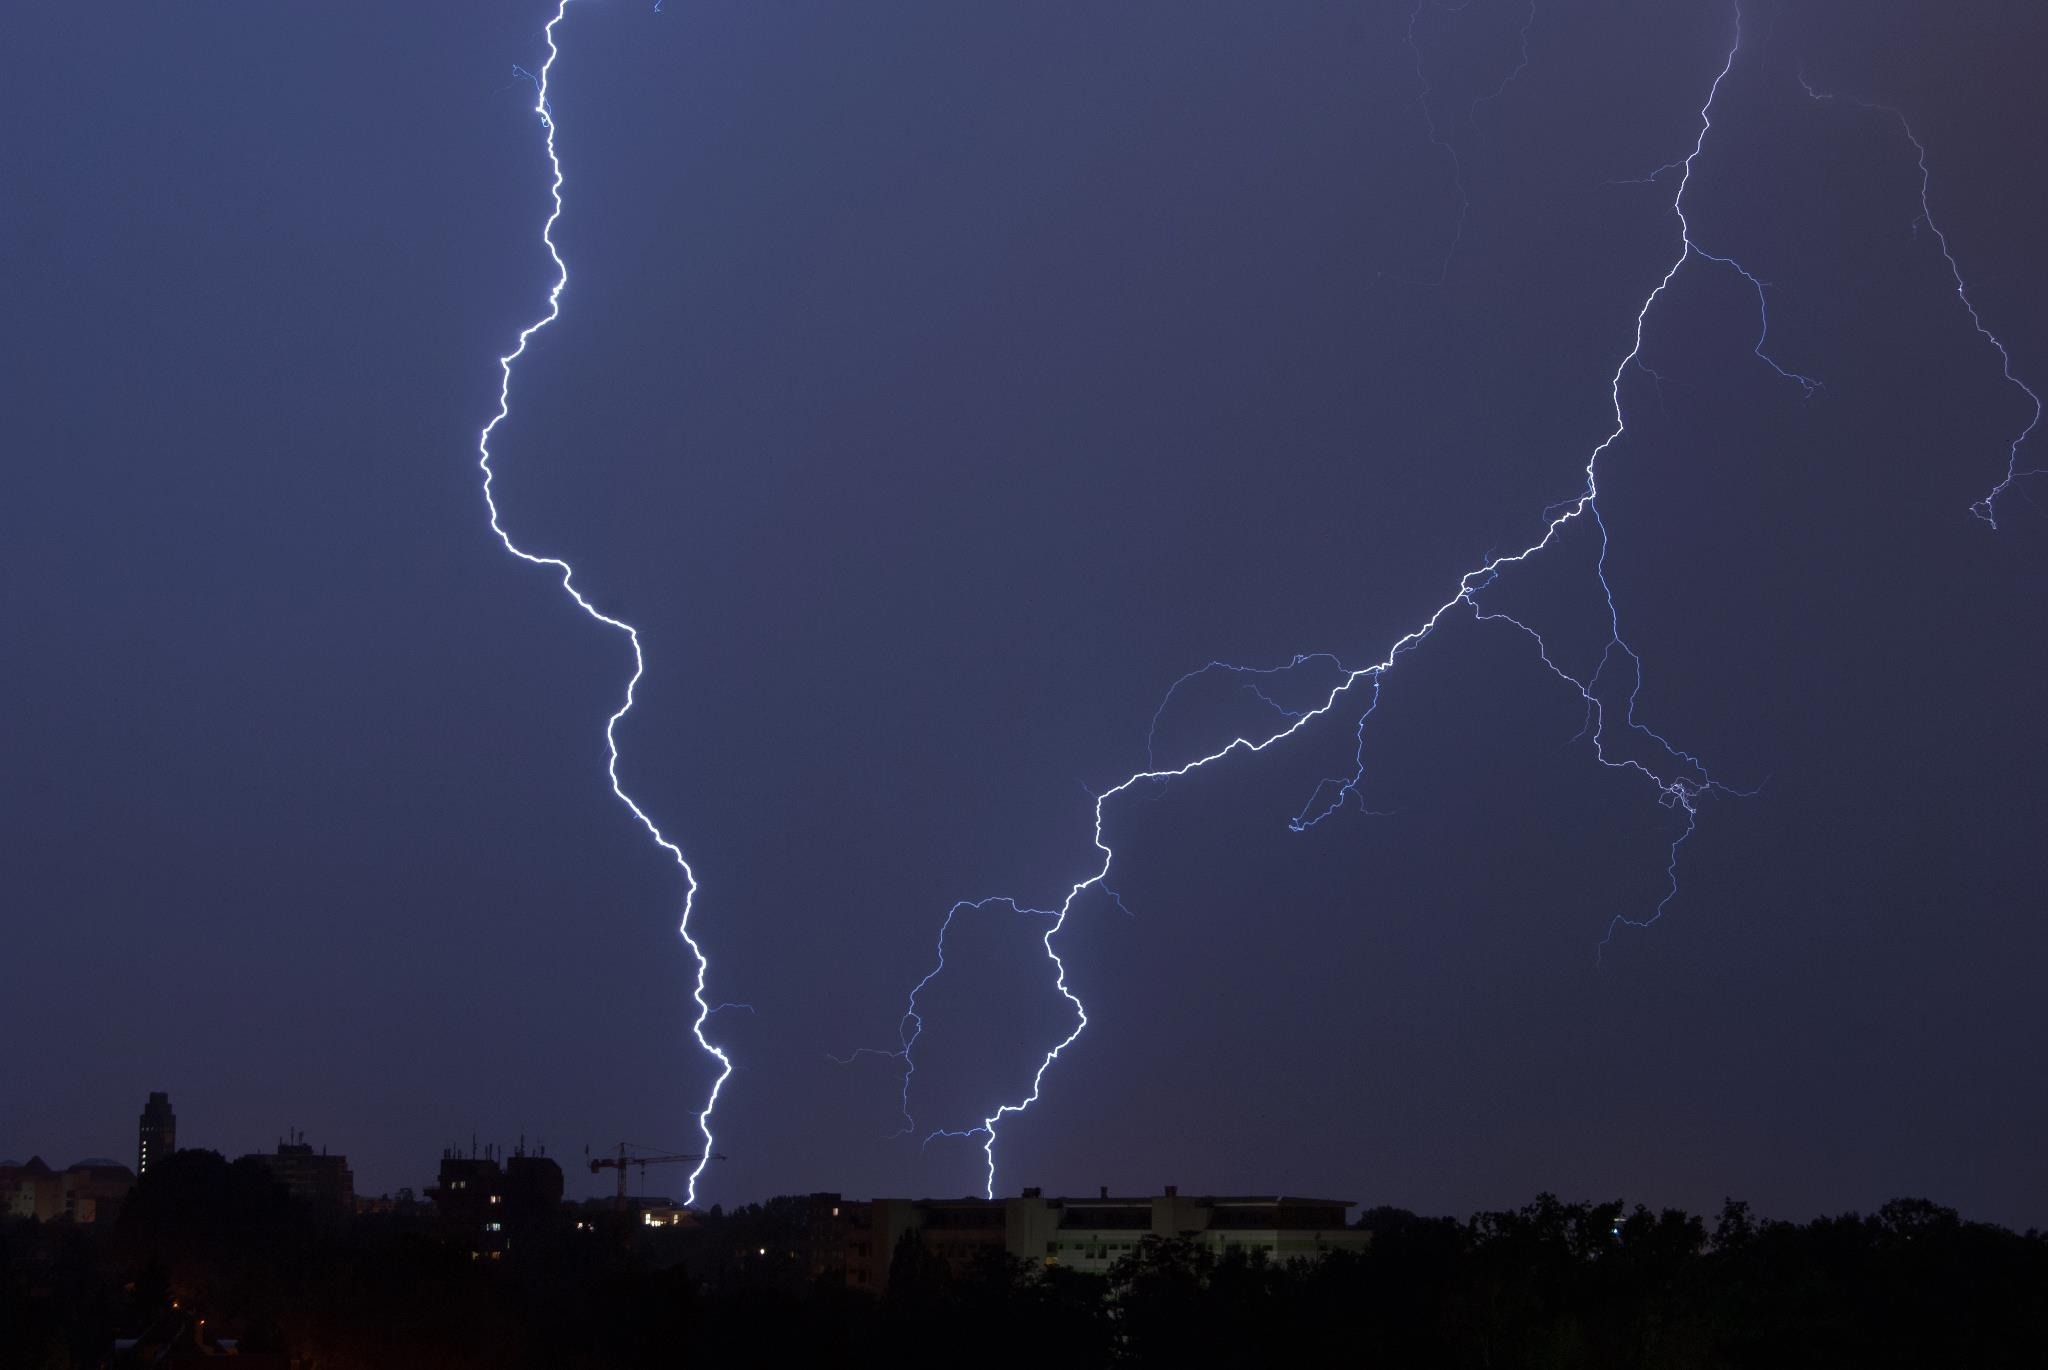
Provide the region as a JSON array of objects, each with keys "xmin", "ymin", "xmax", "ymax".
[{"xmin": 6, "ymin": 1, "xmax": 2045, "ymax": 1227}]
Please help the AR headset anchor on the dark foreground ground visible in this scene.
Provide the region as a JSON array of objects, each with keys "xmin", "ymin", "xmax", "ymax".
[{"xmin": 6, "ymin": 1151, "xmax": 2045, "ymax": 1368}]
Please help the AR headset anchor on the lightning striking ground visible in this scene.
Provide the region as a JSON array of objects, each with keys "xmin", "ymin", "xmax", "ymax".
[
  {"xmin": 863, "ymin": 1, "xmax": 1990, "ymax": 1199},
  {"xmin": 475, "ymin": 0, "xmax": 730, "ymax": 1206}
]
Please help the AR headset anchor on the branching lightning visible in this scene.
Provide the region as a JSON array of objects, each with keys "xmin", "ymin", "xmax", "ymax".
[
  {"xmin": 828, "ymin": 897, "xmax": 1059, "ymax": 1141},
  {"xmin": 464, "ymin": 0, "xmax": 2039, "ymax": 1212},
  {"xmin": 475, "ymin": 0, "xmax": 730, "ymax": 1206},
  {"xmin": 854, "ymin": 0, "xmax": 2041, "ymax": 1200}
]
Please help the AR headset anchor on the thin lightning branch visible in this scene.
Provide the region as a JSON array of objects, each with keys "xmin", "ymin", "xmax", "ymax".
[
  {"xmin": 475, "ymin": 1, "xmax": 731, "ymax": 1206},
  {"xmin": 1687, "ymin": 247, "xmax": 1821, "ymax": 397},
  {"xmin": 1398, "ymin": 0, "xmax": 1539, "ymax": 285},
  {"xmin": 1144, "ymin": 653, "xmax": 1350, "ymax": 767},
  {"xmin": 1243, "ymin": 682, "xmax": 1314, "ymax": 720},
  {"xmin": 1288, "ymin": 669, "xmax": 1386, "ymax": 831},
  {"xmin": 1607, "ymin": 109, "xmax": 1821, "ymax": 396},
  {"xmin": 878, "ymin": 2, "xmax": 1815, "ymax": 1201},
  {"xmin": 1797, "ymin": 75, "xmax": 2045, "ymax": 527},
  {"xmin": 1401, "ymin": 0, "xmax": 1474, "ymax": 285},
  {"xmin": 1469, "ymin": 0, "xmax": 1536, "ymax": 123},
  {"xmin": 832, "ymin": 897, "xmax": 1059, "ymax": 1139},
  {"xmin": 1607, "ymin": 159, "xmax": 1687, "ymax": 188}
]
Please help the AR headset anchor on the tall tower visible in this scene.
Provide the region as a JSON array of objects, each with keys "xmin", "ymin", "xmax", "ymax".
[{"xmin": 137, "ymin": 1092, "xmax": 175, "ymax": 1175}]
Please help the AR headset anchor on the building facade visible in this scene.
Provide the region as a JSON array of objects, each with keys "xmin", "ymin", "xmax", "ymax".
[{"xmin": 1, "ymin": 1156, "xmax": 135, "ymax": 1223}]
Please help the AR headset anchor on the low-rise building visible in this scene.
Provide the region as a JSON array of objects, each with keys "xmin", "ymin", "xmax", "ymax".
[
  {"xmin": 1, "ymin": 1157, "xmax": 63, "ymax": 1221},
  {"xmin": 1, "ymin": 1156, "xmax": 135, "ymax": 1223},
  {"xmin": 809, "ymin": 1186, "xmax": 1368, "ymax": 1291}
]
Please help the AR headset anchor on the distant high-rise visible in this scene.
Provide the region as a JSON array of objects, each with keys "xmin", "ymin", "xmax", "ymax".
[{"xmin": 137, "ymin": 1092, "xmax": 175, "ymax": 1175}]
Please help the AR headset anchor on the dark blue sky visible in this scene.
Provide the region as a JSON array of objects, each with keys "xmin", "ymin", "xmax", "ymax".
[{"xmin": 5, "ymin": 1, "xmax": 2045, "ymax": 1226}]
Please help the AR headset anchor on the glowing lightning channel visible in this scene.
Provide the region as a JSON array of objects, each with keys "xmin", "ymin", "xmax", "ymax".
[
  {"xmin": 475, "ymin": 1, "xmax": 731, "ymax": 1206},
  {"xmin": 1795, "ymin": 76, "xmax": 2045, "ymax": 527},
  {"xmin": 876, "ymin": 2, "xmax": 1824, "ymax": 1201}
]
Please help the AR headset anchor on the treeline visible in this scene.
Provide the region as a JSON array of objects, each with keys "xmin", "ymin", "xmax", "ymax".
[
  {"xmin": 879, "ymin": 1198, "xmax": 2047, "ymax": 1368},
  {"xmin": 4, "ymin": 1151, "xmax": 2044, "ymax": 1368}
]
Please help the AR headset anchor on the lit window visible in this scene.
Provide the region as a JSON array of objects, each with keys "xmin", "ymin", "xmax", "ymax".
[{"xmin": 489, "ymin": 1195, "xmax": 501, "ymax": 1204}]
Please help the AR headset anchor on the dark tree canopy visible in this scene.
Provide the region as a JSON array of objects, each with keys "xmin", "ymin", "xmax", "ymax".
[{"xmin": 8, "ymin": 1170, "xmax": 2046, "ymax": 1367}]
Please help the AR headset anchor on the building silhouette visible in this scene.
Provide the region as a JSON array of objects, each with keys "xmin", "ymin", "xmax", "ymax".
[
  {"xmin": 809, "ymin": 1187, "xmax": 1369, "ymax": 1291},
  {"xmin": 137, "ymin": 1091, "xmax": 175, "ymax": 1175},
  {"xmin": 240, "ymin": 1130, "xmax": 354, "ymax": 1210},
  {"xmin": 427, "ymin": 1141, "xmax": 564, "ymax": 1259}
]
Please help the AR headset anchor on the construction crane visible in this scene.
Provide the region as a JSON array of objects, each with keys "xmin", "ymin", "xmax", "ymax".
[{"xmin": 587, "ymin": 1142, "xmax": 725, "ymax": 1212}]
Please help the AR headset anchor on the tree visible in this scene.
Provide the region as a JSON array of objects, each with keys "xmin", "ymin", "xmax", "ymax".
[{"xmin": 884, "ymin": 1225, "xmax": 952, "ymax": 1306}]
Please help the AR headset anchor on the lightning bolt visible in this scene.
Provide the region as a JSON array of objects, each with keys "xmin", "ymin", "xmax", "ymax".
[
  {"xmin": 862, "ymin": 0, "xmax": 1972, "ymax": 1200},
  {"xmin": 475, "ymin": 0, "xmax": 730, "ymax": 1206},
  {"xmin": 1795, "ymin": 76, "xmax": 2044, "ymax": 526}
]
